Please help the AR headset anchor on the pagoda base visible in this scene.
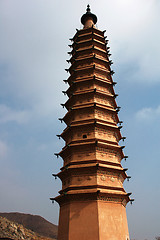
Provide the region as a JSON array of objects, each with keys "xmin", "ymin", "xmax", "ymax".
[{"xmin": 57, "ymin": 200, "xmax": 130, "ymax": 240}]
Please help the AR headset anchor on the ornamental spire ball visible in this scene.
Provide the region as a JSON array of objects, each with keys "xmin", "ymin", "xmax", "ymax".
[
  {"xmin": 81, "ymin": 4, "xmax": 98, "ymax": 28},
  {"xmin": 86, "ymin": 4, "xmax": 91, "ymax": 12}
]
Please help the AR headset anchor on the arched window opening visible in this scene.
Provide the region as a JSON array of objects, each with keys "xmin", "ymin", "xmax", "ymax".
[{"xmin": 83, "ymin": 134, "xmax": 87, "ymax": 139}]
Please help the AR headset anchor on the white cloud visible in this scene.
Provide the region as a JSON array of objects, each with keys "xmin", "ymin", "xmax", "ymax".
[
  {"xmin": 0, "ymin": 0, "xmax": 68, "ymax": 120},
  {"xmin": 0, "ymin": 103, "xmax": 65, "ymax": 125},
  {"xmin": 0, "ymin": 0, "xmax": 159, "ymax": 123},
  {"xmin": 0, "ymin": 104, "xmax": 30, "ymax": 124},
  {"xmin": 94, "ymin": 0, "xmax": 160, "ymax": 84},
  {"xmin": 136, "ymin": 105, "xmax": 160, "ymax": 122}
]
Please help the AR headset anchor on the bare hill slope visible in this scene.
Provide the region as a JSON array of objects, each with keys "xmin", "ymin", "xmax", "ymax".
[
  {"xmin": 0, "ymin": 212, "xmax": 57, "ymax": 239},
  {"xmin": 0, "ymin": 216, "xmax": 56, "ymax": 240}
]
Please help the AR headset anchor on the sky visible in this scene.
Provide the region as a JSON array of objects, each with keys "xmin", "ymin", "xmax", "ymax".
[{"xmin": 0, "ymin": 0, "xmax": 160, "ymax": 239}]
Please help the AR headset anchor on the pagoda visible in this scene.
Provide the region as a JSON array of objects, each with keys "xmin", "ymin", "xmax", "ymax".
[{"xmin": 51, "ymin": 5, "xmax": 133, "ymax": 240}]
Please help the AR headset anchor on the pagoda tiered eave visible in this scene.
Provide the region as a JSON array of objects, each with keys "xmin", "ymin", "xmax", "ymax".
[
  {"xmin": 69, "ymin": 55, "xmax": 112, "ymax": 72},
  {"xmin": 60, "ymin": 159, "xmax": 125, "ymax": 170},
  {"xmin": 58, "ymin": 140, "xmax": 125, "ymax": 160},
  {"xmin": 61, "ymin": 121, "xmax": 122, "ymax": 139},
  {"xmin": 66, "ymin": 74, "xmax": 114, "ymax": 86},
  {"xmin": 71, "ymin": 26, "xmax": 104, "ymax": 42},
  {"xmin": 51, "ymin": 191, "xmax": 131, "ymax": 207},
  {"xmin": 69, "ymin": 45, "xmax": 109, "ymax": 58},
  {"xmin": 57, "ymin": 163, "xmax": 128, "ymax": 179}
]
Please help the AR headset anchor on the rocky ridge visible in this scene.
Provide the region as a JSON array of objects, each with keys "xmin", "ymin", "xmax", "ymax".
[
  {"xmin": 0, "ymin": 213, "xmax": 57, "ymax": 239},
  {"xmin": 0, "ymin": 216, "xmax": 56, "ymax": 240}
]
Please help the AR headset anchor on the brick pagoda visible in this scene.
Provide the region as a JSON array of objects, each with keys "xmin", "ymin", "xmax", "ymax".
[{"xmin": 51, "ymin": 5, "xmax": 133, "ymax": 240}]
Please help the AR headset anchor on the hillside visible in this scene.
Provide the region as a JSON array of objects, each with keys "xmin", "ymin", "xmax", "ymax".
[
  {"xmin": 0, "ymin": 216, "xmax": 56, "ymax": 240},
  {"xmin": 0, "ymin": 213, "xmax": 58, "ymax": 239}
]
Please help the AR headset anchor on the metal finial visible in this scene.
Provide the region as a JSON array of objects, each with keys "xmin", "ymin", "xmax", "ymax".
[
  {"xmin": 87, "ymin": 4, "xmax": 90, "ymax": 12},
  {"xmin": 81, "ymin": 4, "xmax": 97, "ymax": 25}
]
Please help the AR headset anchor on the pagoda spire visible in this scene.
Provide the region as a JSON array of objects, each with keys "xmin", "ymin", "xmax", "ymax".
[{"xmin": 81, "ymin": 4, "xmax": 97, "ymax": 28}]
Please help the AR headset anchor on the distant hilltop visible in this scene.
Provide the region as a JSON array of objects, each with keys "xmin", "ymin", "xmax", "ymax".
[{"xmin": 0, "ymin": 212, "xmax": 58, "ymax": 239}]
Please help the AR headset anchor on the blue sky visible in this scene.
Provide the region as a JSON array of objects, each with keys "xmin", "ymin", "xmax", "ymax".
[{"xmin": 0, "ymin": 1, "xmax": 160, "ymax": 239}]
